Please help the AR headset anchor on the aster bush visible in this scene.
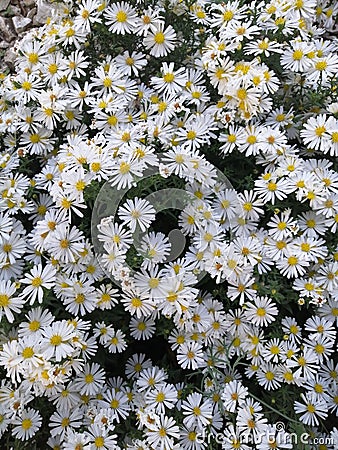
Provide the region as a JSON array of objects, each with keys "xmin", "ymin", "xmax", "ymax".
[{"xmin": 0, "ymin": 0, "xmax": 338, "ymax": 449}]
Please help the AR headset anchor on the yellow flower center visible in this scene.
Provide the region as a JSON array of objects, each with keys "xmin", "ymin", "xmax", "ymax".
[
  {"xmin": 28, "ymin": 53, "xmax": 39, "ymax": 64},
  {"xmin": 193, "ymin": 406, "xmax": 201, "ymax": 416},
  {"xmin": 119, "ymin": 162, "xmax": 130, "ymax": 174},
  {"xmin": 307, "ymin": 404, "xmax": 315, "ymax": 413},
  {"xmin": 110, "ymin": 399, "xmax": 119, "ymax": 409},
  {"xmin": 223, "ymin": 10, "xmax": 234, "ymax": 21},
  {"xmin": 31, "ymin": 276, "xmax": 43, "ymax": 287},
  {"xmin": 50, "ymin": 334, "xmax": 62, "ymax": 346},
  {"xmin": 265, "ymin": 371, "xmax": 275, "ymax": 380},
  {"xmin": 292, "ymin": 50, "xmax": 303, "ymax": 60},
  {"xmin": 315, "ymin": 125, "xmax": 326, "ymax": 137},
  {"xmin": 22, "ymin": 418, "xmax": 32, "ymax": 430},
  {"xmin": 187, "ymin": 130, "xmax": 197, "ymax": 140},
  {"xmin": 0, "ymin": 294, "xmax": 10, "ymax": 307},
  {"xmin": 30, "ymin": 133, "xmax": 41, "ymax": 143},
  {"xmin": 22, "ymin": 347, "xmax": 34, "ymax": 359},
  {"xmin": 94, "ymin": 437, "xmax": 105, "ymax": 447},
  {"xmin": 163, "ymin": 73, "xmax": 175, "ymax": 83},
  {"xmin": 116, "ymin": 10, "xmax": 127, "ymax": 22},
  {"xmin": 256, "ymin": 307, "xmax": 266, "ymax": 317},
  {"xmin": 131, "ymin": 297, "xmax": 142, "ymax": 307},
  {"xmin": 315, "ymin": 60, "xmax": 327, "ymax": 71},
  {"xmin": 149, "ymin": 277, "xmax": 159, "ymax": 288},
  {"xmin": 85, "ymin": 374, "xmax": 94, "ymax": 383},
  {"xmin": 60, "ymin": 239, "xmax": 69, "ymax": 249},
  {"xmin": 61, "ymin": 417, "xmax": 70, "ymax": 427},
  {"xmin": 331, "ymin": 132, "xmax": 338, "ymax": 143},
  {"xmin": 156, "ymin": 392, "xmax": 165, "ymax": 402},
  {"xmin": 154, "ymin": 32, "xmax": 165, "ymax": 44}
]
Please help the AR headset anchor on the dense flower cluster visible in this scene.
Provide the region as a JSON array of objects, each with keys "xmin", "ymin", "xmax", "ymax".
[{"xmin": 0, "ymin": 0, "xmax": 338, "ymax": 448}]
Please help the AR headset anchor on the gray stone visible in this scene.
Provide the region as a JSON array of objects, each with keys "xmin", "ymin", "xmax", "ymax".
[
  {"xmin": 0, "ymin": 16, "xmax": 16, "ymax": 42},
  {"xmin": 0, "ymin": 40, "xmax": 10, "ymax": 48},
  {"xmin": 33, "ymin": 0, "xmax": 52, "ymax": 25},
  {"xmin": 4, "ymin": 48, "xmax": 17, "ymax": 70},
  {"xmin": 27, "ymin": 6, "xmax": 37, "ymax": 19},
  {"xmin": 8, "ymin": 5, "xmax": 21, "ymax": 15},
  {"xmin": 23, "ymin": 0, "xmax": 36, "ymax": 7},
  {"xmin": 0, "ymin": 0, "xmax": 10, "ymax": 12},
  {"xmin": 12, "ymin": 15, "xmax": 31, "ymax": 32}
]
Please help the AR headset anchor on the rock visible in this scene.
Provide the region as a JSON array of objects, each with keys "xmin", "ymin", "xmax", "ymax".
[
  {"xmin": 23, "ymin": 0, "xmax": 36, "ymax": 7},
  {"xmin": 8, "ymin": 5, "xmax": 21, "ymax": 16},
  {"xmin": 0, "ymin": 40, "xmax": 10, "ymax": 48},
  {"xmin": 0, "ymin": 16, "xmax": 16, "ymax": 42},
  {"xmin": 4, "ymin": 48, "xmax": 17, "ymax": 71},
  {"xmin": 27, "ymin": 6, "xmax": 37, "ymax": 20},
  {"xmin": 0, "ymin": 0, "xmax": 10, "ymax": 12},
  {"xmin": 12, "ymin": 15, "xmax": 31, "ymax": 32},
  {"xmin": 33, "ymin": 1, "xmax": 52, "ymax": 25}
]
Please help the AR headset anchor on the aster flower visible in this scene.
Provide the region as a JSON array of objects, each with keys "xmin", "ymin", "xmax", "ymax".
[
  {"xmin": 294, "ymin": 392, "xmax": 328, "ymax": 426},
  {"xmin": 118, "ymin": 197, "xmax": 156, "ymax": 233},
  {"xmin": 104, "ymin": 1, "xmax": 137, "ymax": 34},
  {"xmin": 181, "ymin": 392, "xmax": 213, "ymax": 429},
  {"xmin": 145, "ymin": 415, "xmax": 180, "ymax": 450},
  {"xmin": 143, "ymin": 22, "xmax": 177, "ymax": 57},
  {"xmin": 19, "ymin": 264, "xmax": 56, "ymax": 305},
  {"xmin": 12, "ymin": 408, "xmax": 42, "ymax": 441},
  {"xmin": 0, "ymin": 280, "xmax": 24, "ymax": 323},
  {"xmin": 41, "ymin": 320, "xmax": 76, "ymax": 362},
  {"xmin": 72, "ymin": 363, "xmax": 106, "ymax": 396}
]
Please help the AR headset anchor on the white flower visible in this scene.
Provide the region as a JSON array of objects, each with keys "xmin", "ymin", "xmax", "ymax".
[
  {"xmin": 181, "ymin": 392, "xmax": 213, "ymax": 429},
  {"xmin": 151, "ymin": 62, "xmax": 187, "ymax": 95},
  {"xmin": 41, "ymin": 320, "xmax": 76, "ymax": 362},
  {"xmin": 118, "ymin": 197, "xmax": 156, "ymax": 233},
  {"xmin": 12, "ymin": 408, "xmax": 42, "ymax": 441},
  {"xmin": 176, "ymin": 341, "xmax": 204, "ymax": 370},
  {"xmin": 49, "ymin": 408, "xmax": 83, "ymax": 440},
  {"xmin": 143, "ymin": 22, "xmax": 177, "ymax": 57},
  {"xmin": 0, "ymin": 280, "xmax": 24, "ymax": 323},
  {"xmin": 145, "ymin": 415, "xmax": 180, "ymax": 450},
  {"xmin": 72, "ymin": 363, "xmax": 106, "ymax": 396},
  {"xmin": 20, "ymin": 264, "xmax": 56, "ymax": 305},
  {"xmin": 294, "ymin": 392, "xmax": 328, "ymax": 426},
  {"xmin": 104, "ymin": 1, "xmax": 138, "ymax": 34},
  {"xmin": 145, "ymin": 383, "xmax": 178, "ymax": 414},
  {"xmin": 221, "ymin": 380, "xmax": 248, "ymax": 412},
  {"xmin": 243, "ymin": 296, "xmax": 278, "ymax": 327},
  {"xmin": 115, "ymin": 50, "xmax": 147, "ymax": 76}
]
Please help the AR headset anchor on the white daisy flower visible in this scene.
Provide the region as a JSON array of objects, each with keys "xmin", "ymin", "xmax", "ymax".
[
  {"xmin": 19, "ymin": 264, "xmax": 56, "ymax": 305},
  {"xmin": 294, "ymin": 392, "xmax": 328, "ymax": 426},
  {"xmin": 12, "ymin": 408, "xmax": 42, "ymax": 441},
  {"xmin": 72, "ymin": 363, "xmax": 106, "ymax": 396},
  {"xmin": 176, "ymin": 342, "xmax": 205, "ymax": 370},
  {"xmin": 118, "ymin": 197, "xmax": 156, "ymax": 233},
  {"xmin": 41, "ymin": 320, "xmax": 76, "ymax": 362},
  {"xmin": 181, "ymin": 392, "xmax": 213, "ymax": 429},
  {"xmin": 143, "ymin": 22, "xmax": 177, "ymax": 57},
  {"xmin": 243, "ymin": 296, "xmax": 278, "ymax": 327},
  {"xmin": 145, "ymin": 415, "xmax": 180, "ymax": 450},
  {"xmin": 0, "ymin": 280, "xmax": 24, "ymax": 323},
  {"xmin": 104, "ymin": 1, "xmax": 138, "ymax": 34}
]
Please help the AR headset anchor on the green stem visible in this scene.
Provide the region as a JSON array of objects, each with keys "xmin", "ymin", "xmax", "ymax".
[{"xmin": 249, "ymin": 393, "xmax": 301, "ymax": 425}]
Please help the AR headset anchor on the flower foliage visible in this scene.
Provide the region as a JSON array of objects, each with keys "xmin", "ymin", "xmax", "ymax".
[{"xmin": 0, "ymin": 0, "xmax": 338, "ymax": 448}]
